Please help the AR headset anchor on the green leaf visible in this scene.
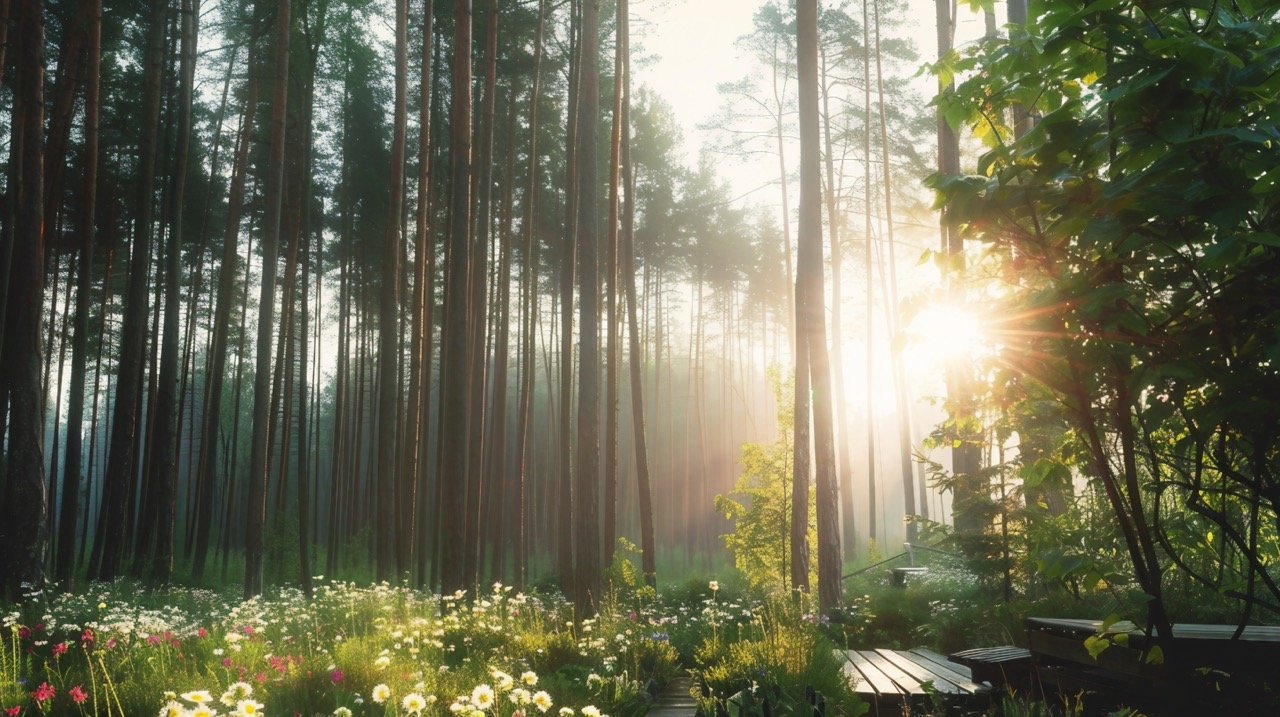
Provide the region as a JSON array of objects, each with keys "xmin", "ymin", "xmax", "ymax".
[
  {"xmin": 1145, "ymin": 645, "xmax": 1164, "ymax": 665},
  {"xmin": 1084, "ymin": 635, "xmax": 1110, "ymax": 660},
  {"xmin": 1245, "ymin": 232, "xmax": 1280, "ymax": 248}
]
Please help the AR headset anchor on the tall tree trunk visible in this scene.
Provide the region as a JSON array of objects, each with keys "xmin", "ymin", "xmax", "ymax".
[
  {"xmin": 819, "ymin": 43, "xmax": 855, "ymax": 555},
  {"xmin": 797, "ymin": 0, "xmax": 841, "ymax": 612},
  {"xmin": 412, "ymin": 0, "xmax": 436, "ymax": 587},
  {"xmin": 96, "ymin": 0, "xmax": 166, "ymax": 582},
  {"xmin": 182, "ymin": 39, "xmax": 236, "ymax": 559},
  {"xmin": 41, "ymin": 0, "xmax": 89, "ymax": 249},
  {"xmin": 0, "ymin": 0, "xmax": 47, "ymax": 598},
  {"xmin": 619, "ymin": 0, "xmax": 655, "ymax": 585},
  {"xmin": 557, "ymin": 0, "xmax": 580, "ymax": 592},
  {"xmin": 244, "ymin": 0, "xmax": 292, "ymax": 598},
  {"xmin": 376, "ymin": 0, "xmax": 408, "ymax": 582},
  {"xmin": 602, "ymin": 0, "xmax": 625, "ymax": 565},
  {"xmin": 463, "ymin": 0, "xmax": 497, "ymax": 586},
  {"xmin": 193, "ymin": 70, "xmax": 258, "ymax": 579},
  {"xmin": 512, "ymin": 0, "xmax": 545, "ymax": 591},
  {"xmin": 872, "ymin": 0, "xmax": 920, "ymax": 542},
  {"xmin": 773, "ymin": 47, "xmax": 796, "ymax": 351},
  {"xmin": 437, "ymin": 0, "xmax": 473, "ymax": 595},
  {"xmin": 56, "ymin": 0, "xmax": 102, "ymax": 587},
  {"xmin": 862, "ymin": 0, "xmax": 878, "ymax": 544},
  {"xmin": 487, "ymin": 102, "xmax": 517, "ymax": 581},
  {"xmin": 147, "ymin": 0, "xmax": 196, "ymax": 584},
  {"xmin": 574, "ymin": 0, "xmax": 602, "ymax": 613}
]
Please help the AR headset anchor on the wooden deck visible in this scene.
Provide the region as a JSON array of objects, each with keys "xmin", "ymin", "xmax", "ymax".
[{"xmin": 837, "ymin": 648, "xmax": 991, "ymax": 714}]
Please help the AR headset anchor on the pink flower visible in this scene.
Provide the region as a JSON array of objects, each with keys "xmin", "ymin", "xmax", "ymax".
[
  {"xmin": 330, "ymin": 669, "xmax": 345, "ymax": 685},
  {"xmin": 6, "ymin": 706, "xmax": 20, "ymax": 716},
  {"xmin": 222, "ymin": 657, "xmax": 234, "ymax": 668},
  {"xmin": 17, "ymin": 627, "xmax": 30, "ymax": 640},
  {"xmin": 52, "ymin": 642, "xmax": 68, "ymax": 658},
  {"xmin": 105, "ymin": 638, "xmax": 117, "ymax": 650},
  {"xmin": 254, "ymin": 672, "xmax": 267, "ymax": 685},
  {"xmin": 81, "ymin": 628, "xmax": 94, "ymax": 645},
  {"xmin": 68, "ymin": 686, "xmax": 87, "ymax": 705},
  {"xmin": 197, "ymin": 628, "xmax": 208, "ymax": 639},
  {"xmin": 241, "ymin": 625, "xmax": 254, "ymax": 636},
  {"xmin": 32, "ymin": 682, "xmax": 55, "ymax": 703}
]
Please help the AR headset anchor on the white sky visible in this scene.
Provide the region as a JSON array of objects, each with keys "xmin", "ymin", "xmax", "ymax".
[{"xmin": 631, "ymin": 0, "xmax": 999, "ymax": 200}]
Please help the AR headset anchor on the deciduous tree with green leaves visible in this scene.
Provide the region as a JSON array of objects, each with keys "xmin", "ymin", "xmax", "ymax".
[{"xmin": 931, "ymin": 0, "xmax": 1280, "ymax": 638}]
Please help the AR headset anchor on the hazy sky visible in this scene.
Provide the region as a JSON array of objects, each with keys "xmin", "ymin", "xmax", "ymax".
[{"xmin": 629, "ymin": 0, "xmax": 998, "ymax": 206}]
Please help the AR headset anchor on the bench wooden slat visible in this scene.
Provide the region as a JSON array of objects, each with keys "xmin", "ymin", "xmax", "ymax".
[
  {"xmin": 859, "ymin": 650, "xmax": 925, "ymax": 695},
  {"xmin": 902, "ymin": 649, "xmax": 991, "ymax": 694},
  {"xmin": 842, "ymin": 650, "xmax": 906, "ymax": 700},
  {"xmin": 875, "ymin": 649, "xmax": 967, "ymax": 695},
  {"xmin": 951, "ymin": 646, "xmax": 1030, "ymax": 662}
]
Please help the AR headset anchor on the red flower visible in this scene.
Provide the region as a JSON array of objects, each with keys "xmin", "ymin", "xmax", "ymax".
[
  {"xmin": 330, "ymin": 669, "xmax": 345, "ymax": 685},
  {"xmin": 81, "ymin": 628, "xmax": 94, "ymax": 645},
  {"xmin": 32, "ymin": 682, "xmax": 55, "ymax": 703},
  {"xmin": 17, "ymin": 627, "xmax": 30, "ymax": 640},
  {"xmin": 52, "ymin": 642, "xmax": 68, "ymax": 658},
  {"xmin": 6, "ymin": 706, "xmax": 20, "ymax": 716},
  {"xmin": 197, "ymin": 628, "xmax": 208, "ymax": 639},
  {"xmin": 68, "ymin": 686, "xmax": 87, "ymax": 705}
]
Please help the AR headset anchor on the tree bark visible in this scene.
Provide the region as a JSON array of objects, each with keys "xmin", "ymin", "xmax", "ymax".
[
  {"xmin": 797, "ymin": 0, "xmax": 841, "ymax": 612},
  {"xmin": 603, "ymin": 0, "xmax": 625, "ymax": 566},
  {"xmin": 438, "ymin": 0, "xmax": 473, "ymax": 595},
  {"xmin": 376, "ymin": 0, "xmax": 409, "ymax": 581},
  {"xmin": 147, "ymin": 0, "xmax": 196, "ymax": 584},
  {"xmin": 193, "ymin": 70, "xmax": 258, "ymax": 580},
  {"xmin": 55, "ymin": 0, "xmax": 102, "ymax": 588},
  {"xmin": 819, "ymin": 42, "xmax": 856, "ymax": 555},
  {"xmin": 96, "ymin": 0, "xmax": 166, "ymax": 582},
  {"xmin": 513, "ymin": 0, "xmax": 545, "ymax": 591},
  {"xmin": 862, "ymin": 0, "xmax": 878, "ymax": 544},
  {"xmin": 574, "ymin": 0, "xmax": 603, "ymax": 613},
  {"xmin": 0, "ymin": 0, "xmax": 48, "ymax": 599},
  {"xmin": 411, "ymin": 0, "xmax": 436, "ymax": 587},
  {"xmin": 244, "ymin": 0, "xmax": 292, "ymax": 598},
  {"xmin": 557, "ymin": 0, "xmax": 580, "ymax": 592},
  {"xmin": 619, "ymin": 0, "xmax": 655, "ymax": 586},
  {"xmin": 463, "ymin": 0, "xmax": 497, "ymax": 586}
]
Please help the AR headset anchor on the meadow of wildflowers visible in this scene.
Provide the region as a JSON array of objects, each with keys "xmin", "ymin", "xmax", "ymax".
[{"xmin": 1, "ymin": 580, "xmax": 682, "ymax": 717}]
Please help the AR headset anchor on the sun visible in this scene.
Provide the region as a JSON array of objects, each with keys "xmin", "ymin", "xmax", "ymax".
[{"xmin": 904, "ymin": 303, "xmax": 989, "ymax": 368}]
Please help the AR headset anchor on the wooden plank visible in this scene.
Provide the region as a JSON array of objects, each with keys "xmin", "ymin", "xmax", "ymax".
[
  {"xmin": 1028, "ymin": 618, "xmax": 1280, "ymax": 643},
  {"xmin": 858, "ymin": 650, "xmax": 925, "ymax": 695},
  {"xmin": 904, "ymin": 649, "xmax": 992, "ymax": 694},
  {"xmin": 875, "ymin": 649, "xmax": 967, "ymax": 695},
  {"xmin": 1028, "ymin": 628, "xmax": 1155, "ymax": 680},
  {"xmin": 842, "ymin": 650, "xmax": 906, "ymax": 700},
  {"xmin": 951, "ymin": 646, "xmax": 1030, "ymax": 663}
]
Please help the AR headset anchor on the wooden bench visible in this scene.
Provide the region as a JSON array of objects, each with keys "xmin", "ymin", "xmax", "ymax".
[
  {"xmin": 948, "ymin": 645, "xmax": 1032, "ymax": 687},
  {"xmin": 837, "ymin": 648, "xmax": 991, "ymax": 714},
  {"xmin": 1025, "ymin": 617, "xmax": 1280, "ymax": 713}
]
